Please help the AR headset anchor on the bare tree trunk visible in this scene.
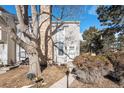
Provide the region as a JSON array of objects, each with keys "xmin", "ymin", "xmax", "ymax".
[
  {"xmin": 10, "ymin": 26, "xmax": 42, "ymax": 78},
  {"xmin": 27, "ymin": 5, "xmax": 42, "ymax": 78},
  {"xmin": 0, "ymin": 5, "xmax": 53, "ymax": 79},
  {"xmin": 15, "ymin": 5, "xmax": 43, "ymax": 78},
  {"xmin": 40, "ymin": 5, "xmax": 53, "ymax": 65},
  {"xmin": 28, "ymin": 53, "xmax": 42, "ymax": 78}
]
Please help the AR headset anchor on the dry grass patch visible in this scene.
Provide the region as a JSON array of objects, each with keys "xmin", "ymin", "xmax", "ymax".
[
  {"xmin": 0, "ymin": 65, "xmax": 32, "ymax": 88},
  {"xmin": 73, "ymin": 53, "xmax": 113, "ymax": 71},
  {"xmin": 32, "ymin": 65, "xmax": 67, "ymax": 88},
  {"xmin": 0, "ymin": 65, "xmax": 66, "ymax": 88}
]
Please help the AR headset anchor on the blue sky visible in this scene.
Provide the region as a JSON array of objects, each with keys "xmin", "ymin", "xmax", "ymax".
[{"xmin": 0, "ymin": 5, "xmax": 104, "ymax": 33}]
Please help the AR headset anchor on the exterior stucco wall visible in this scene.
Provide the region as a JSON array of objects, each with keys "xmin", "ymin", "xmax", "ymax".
[
  {"xmin": 0, "ymin": 11, "xmax": 16, "ymax": 65},
  {"xmin": 7, "ymin": 32, "xmax": 16, "ymax": 65},
  {"xmin": 0, "ymin": 28, "xmax": 16, "ymax": 65},
  {"xmin": 52, "ymin": 21, "xmax": 80, "ymax": 64},
  {"xmin": 0, "ymin": 19, "xmax": 80, "ymax": 65},
  {"xmin": 0, "ymin": 44, "xmax": 8, "ymax": 65}
]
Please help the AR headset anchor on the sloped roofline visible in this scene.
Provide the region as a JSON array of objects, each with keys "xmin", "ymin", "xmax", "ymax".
[{"xmin": 52, "ymin": 21, "xmax": 80, "ymax": 24}]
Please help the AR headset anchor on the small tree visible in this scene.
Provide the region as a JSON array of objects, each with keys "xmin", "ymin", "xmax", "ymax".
[
  {"xmin": 80, "ymin": 41, "xmax": 87, "ymax": 53},
  {"xmin": 102, "ymin": 32, "xmax": 116, "ymax": 52},
  {"xmin": 82, "ymin": 26, "xmax": 103, "ymax": 54},
  {"xmin": 117, "ymin": 34, "xmax": 124, "ymax": 50}
]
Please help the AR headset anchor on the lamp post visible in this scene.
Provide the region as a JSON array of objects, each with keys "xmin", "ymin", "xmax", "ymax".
[{"xmin": 66, "ymin": 70, "xmax": 70, "ymax": 88}]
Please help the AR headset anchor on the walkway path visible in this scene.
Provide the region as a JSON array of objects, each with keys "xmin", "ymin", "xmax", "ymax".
[{"xmin": 49, "ymin": 74, "xmax": 75, "ymax": 88}]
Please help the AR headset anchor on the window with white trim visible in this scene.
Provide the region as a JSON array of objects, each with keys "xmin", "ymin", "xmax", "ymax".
[{"xmin": 58, "ymin": 42, "xmax": 64, "ymax": 56}]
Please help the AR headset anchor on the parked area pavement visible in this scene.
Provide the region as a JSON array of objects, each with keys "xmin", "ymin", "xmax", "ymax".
[{"xmin": 49, "ymin": 73, "xmax": 75, "ymax": 88}]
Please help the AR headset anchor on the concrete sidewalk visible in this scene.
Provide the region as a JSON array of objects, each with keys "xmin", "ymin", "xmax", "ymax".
[{"xmin": 49, "ymin": 74, "xmax": 75, "ymax": 88}]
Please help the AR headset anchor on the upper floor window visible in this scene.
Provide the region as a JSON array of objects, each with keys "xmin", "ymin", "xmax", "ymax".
[
  {"xmin": 69, "ymin": 46, "xmax": 75, "ymax": 55},
  {"xmin": 58, "ymin": 42, "xmax": 64, "ymax": 56}
]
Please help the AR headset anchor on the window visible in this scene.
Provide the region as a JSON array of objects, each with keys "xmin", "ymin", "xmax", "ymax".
[
  {"xmin": 58, "ymin": 42, "xmax": 64, "ymax": 56},
  {"xmin": 69, "ymin": 46, "xmax": 74, "ymax": 50},
  {"xmin": 69, "ymin": 46, "xmax": 75, "ymax": 55},
  {"xmin": 20, "ymin": 51, "xmax": 26, "ymax": 58}
]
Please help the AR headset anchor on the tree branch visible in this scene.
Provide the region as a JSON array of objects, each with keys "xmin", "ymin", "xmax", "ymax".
[
  {"xmin": 23, "ymin": 30, "xmax": 37, "ymax": 41},
  {"xmin": 23, "ymin": 5, "xmax": 29, "ymax": 25},
  {"xmin": 40, "ymin": 11, "xmax": 60, "ymax": 21},
  {"xmin": 10, "ymin": 28, "xmax": 29, "ymax": 51},
  {"xmin": 15, "ymin": 5, "xmax": 28, "ymax": 33},
  {"xmin": 31, "ymin": 5, "xmax": 39, "ymax": 38},
  {"xmin": 51, "ymin": 22, "xmax": 64, "ymax": 36},
  {"xmin": 15, "ymin": 5, "xmax": 25, "ymax": 25}
]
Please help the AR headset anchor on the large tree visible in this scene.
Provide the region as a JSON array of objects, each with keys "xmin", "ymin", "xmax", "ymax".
[
  {"xmin": 0, "ymin": 5, "xmax": 51, "ymax": 79},
  {"xmin": 0, "ymin": 5, "xmax": 84, "ymax": 80},
  {"xmin": 96, "ymin": 5, "xmax": 124, "ymax": 34},
  {"xmin": 96, "ymin": 5, "xmax": 124, "ymax": 52}
]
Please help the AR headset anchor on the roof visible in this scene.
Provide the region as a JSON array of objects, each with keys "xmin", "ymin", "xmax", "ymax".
[{"xmin": 52, "ymin": 21, "xmax": 80, "ymax": 24}]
